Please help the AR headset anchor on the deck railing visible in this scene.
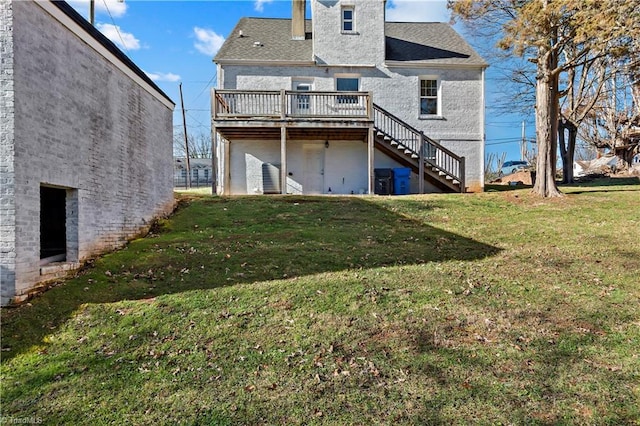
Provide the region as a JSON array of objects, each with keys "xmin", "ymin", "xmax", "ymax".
[
  {"xmin": 213, "ymin": 89, "xmax": 372, "ymax": 120},
  {"xmin": 212, "ymin": 89, "xmax": 464, "ymax": 191}
]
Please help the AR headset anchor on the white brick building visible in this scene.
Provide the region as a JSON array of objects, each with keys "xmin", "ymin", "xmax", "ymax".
[
  {"xmin": 212, "ymin": 0, "xmax": 487, "ymax": 196},
  {"xmin": 0, "ymin": 1, "xmax": 175, "ymax": 305}
]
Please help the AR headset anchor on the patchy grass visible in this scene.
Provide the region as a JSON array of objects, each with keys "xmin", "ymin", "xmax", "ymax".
[
  {"xmin": 174, "ymin": 186, "xmax": 213, "ymax": 196},
  {"xmin": 2, "ymin": 179, "xmax": 639, "ymax": 425}
]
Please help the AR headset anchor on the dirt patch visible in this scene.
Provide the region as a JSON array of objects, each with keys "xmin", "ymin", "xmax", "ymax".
[{"xmin": 491, "ymin": 170, "xmax": 534, "ymax": 186}]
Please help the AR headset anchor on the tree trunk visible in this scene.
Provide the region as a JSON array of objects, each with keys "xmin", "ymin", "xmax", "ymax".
[
  {"xmin": 566, "ymin": 123, "xmax": 577, "ymax": 182},
  {"xmin": 615, "ymin": 146, "xmax": 637, "ymax": 171},
  {"xmin": 533, "ymin": 49, "xmax": 563, "ymax": 197},
  {"xmin": 559, "ymin": 119, "xmax": 567, "ymax": 182},
  {"xmin": 559, "ymin": 117, "xmax": 577, "ymax": 184}
]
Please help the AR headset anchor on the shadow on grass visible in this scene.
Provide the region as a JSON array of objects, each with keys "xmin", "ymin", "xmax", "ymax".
[
  {"xmin": 484, "ymin": 184, "xmax": 533, "ymax": 192},
  {"xmin": 403, "ymin": 305, "xmax": 639, "ymax": 423},
  {"xmin": 564, "ymin": 176, "xmax": 640, "ymax": 194},
  {"xmin": 486, "ymin": 176, "xmax": 640, "ymax": 194},
  {"xmin": 0, "ymin": 196, "xmax": 501, "ymax": 362},
  {"xmin": 570, "ymin": 175, "xmax": 640, "ymax": 187}
]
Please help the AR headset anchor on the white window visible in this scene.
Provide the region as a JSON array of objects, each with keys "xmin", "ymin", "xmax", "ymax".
[
  {"xmin": 420, "ymin": 78, "xmax": 439, "ymax": 116},
  {"xmin": 342, "ymin": 7, "xmax": 355, "ymax": 32}
]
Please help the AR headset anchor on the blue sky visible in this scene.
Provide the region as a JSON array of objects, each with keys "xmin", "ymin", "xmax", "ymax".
[{"xmin": 68, "ymin": 0, "xmax": 533, "ymax": 163}]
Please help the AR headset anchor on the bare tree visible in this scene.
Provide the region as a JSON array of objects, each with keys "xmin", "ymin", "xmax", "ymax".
[
  {"xmin": 578, "ymin": 55, "xmax": 640, "ymax": 170},
  {"xmin": 557, "ymin": 50, "xmax": 609, "ymax": 183},
  {"xmin": 173, "ymin": 131, "xmax": 212, "ymax": 159},
  {"xmin": 450, "ymin": 0, "xmax": 640, "ymax": 196},
  {"xmin": 485, "ymin": 151, "xmax": 507, "ymax": 182}
]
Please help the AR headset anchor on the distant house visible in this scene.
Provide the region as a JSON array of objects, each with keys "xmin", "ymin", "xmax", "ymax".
[
  {"xmin": 174, "ymin": 158, "xmax": 214, "ymax": 188},
  {"xmin": 0, "ymin": 0, "xmax": 175, "ymax": 305},
  {"xmin": 212, "ymin": 0, "xmax": 487, "ymax": 195},
  {"xmin": 574, "ymin": 155, "xmax": 619, "ymax": 177}
]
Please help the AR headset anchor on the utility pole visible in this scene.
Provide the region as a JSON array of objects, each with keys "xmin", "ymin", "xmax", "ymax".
[
  {"xmin": 179, "ymin": 83, "xmax": 192, "ymax": 189},
  {"xmin": 521, "ymin": 121, "xmax": 526, "ymax": 161},
  {"xmin": 89, "ymin": 0, "xmax": 124, "ymax": 26}
]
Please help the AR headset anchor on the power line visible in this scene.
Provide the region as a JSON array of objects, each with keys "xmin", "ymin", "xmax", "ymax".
[
  {"xmin": 486, "ymin": 120, "xmax": 530, "ymax": 126},
  {"xmin": 102, "ymin": 0, "xmax": 129, "ymax": 56},
  {"xmin": 192, "ymin": 71, "xmax": 218, "ymax": 105},
  {"xmin": 186, "ymin": 111, "xmax": 208, "ymax": 128},
  {"xmin": 486, "ymin": 136, "xmax": 525, "ymax": 142},
  {"xmin": 486, "ymin": 139, "xmax": 536, "ymax": 146}
]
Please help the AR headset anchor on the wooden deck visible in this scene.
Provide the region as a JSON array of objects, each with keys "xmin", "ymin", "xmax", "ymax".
[
  {"xmin": 212, "ymin": 89, "xmax": 466, "ymax": 193},
  {"xmin": 212, "ymin": 89, "xmax": 373, "ymax": 140}
]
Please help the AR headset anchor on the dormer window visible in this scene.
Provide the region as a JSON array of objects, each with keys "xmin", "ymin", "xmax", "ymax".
[{"xmin": 342, "ymin": 7, "xmax": 355, "ymax": 32}]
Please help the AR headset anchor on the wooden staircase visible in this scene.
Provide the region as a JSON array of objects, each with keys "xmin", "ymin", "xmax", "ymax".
[{"xmin": 372, "ymin": 104, "xmax": 465, "ymax": 193}]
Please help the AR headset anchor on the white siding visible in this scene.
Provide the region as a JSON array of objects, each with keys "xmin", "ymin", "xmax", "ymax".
[
  {"xmin": 312, "ymin": 0, "xmax": 386, "ymax": 65},
  {"xmin": 216, "ymin": 0, "xmax": 485, "ymax": 194},
  {"xmin": 221, "ymin": 64, "xmax": 484, "ymax": 191},
  {"xmin": 229, "ymin": 140, "xmax": 370, "ymax": 195}
]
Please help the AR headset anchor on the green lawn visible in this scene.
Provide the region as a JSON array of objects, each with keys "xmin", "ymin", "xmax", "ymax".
[{"xmin": 2, "ymin": 178, "xmax": 639, "ymax": 425}]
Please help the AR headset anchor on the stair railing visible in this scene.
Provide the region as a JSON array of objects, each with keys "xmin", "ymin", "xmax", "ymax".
[{"xmin": 372, "ymin": 104, "xmax": 465, "ymax": 192}]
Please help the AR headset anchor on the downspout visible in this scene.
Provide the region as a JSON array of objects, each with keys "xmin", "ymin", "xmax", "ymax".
[{"xmin": 480, "ymin": 67, "xmax": 486, "ymax": 191}]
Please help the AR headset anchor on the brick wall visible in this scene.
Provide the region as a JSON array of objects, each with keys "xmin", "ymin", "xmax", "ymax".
[
  {"xmin": 0, "ymin": 1, "xmax": 175, "ymax": 305},
  {"xmin": 0, "ymin": 0, "xmax": 16, "ymax": 305}
]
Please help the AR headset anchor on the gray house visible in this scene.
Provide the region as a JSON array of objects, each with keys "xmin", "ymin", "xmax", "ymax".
[
  {"xmin": 0, "ymin": 0, "xmax": 175, "ymax": 305},
  {"xmin": 212, "ymin": 0, "xmax": 487, "ymax": 195},
  {"xmin": 174, "ymin": 158, "xmax": 214, "ymax": 188}
]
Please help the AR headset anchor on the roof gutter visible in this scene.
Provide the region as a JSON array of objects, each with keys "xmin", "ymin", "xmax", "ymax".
[
  {"xmin": 384, "ymin": 61, "xmax": 489, "ymax": 70},
  {"xmin": 214, "ymin": 59, "xmax": 317, "ymax": 67}
]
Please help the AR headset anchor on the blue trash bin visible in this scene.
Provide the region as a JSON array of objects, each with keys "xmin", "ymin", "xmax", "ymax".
[{"xmin": 393, "ymin": 167, "xmax": 411, "ymax": 195}]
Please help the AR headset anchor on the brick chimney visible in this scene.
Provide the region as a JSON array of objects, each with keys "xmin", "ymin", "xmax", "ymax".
[{"xmin": 292, "ymin": 0, "xmax": 306, "ymax": 40}]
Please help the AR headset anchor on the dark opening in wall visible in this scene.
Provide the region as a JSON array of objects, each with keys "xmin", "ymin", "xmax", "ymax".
[{"xmin": 40, "ymin": 186, "xmax": 66, "ymax": 262}]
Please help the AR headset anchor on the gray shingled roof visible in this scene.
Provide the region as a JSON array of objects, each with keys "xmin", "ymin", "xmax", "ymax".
[
  {"xmin": 214, "ymin": 18, "xmax": 487, "ymax": 67},
  {"xmin": 385, "ymin": 22, "xmax": 487, "ymax": 67},
  {"xmin": 215, "ymin": 18, "xmax": 313, "ymax": 63}
]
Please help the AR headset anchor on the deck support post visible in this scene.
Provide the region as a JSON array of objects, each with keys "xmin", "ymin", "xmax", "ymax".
[
  {"xmin": 211, "ymin": 131, "xmax": 218, "ymax": 195},
  {"xmin": 368, "ymin": 125, "xmax": 375, "ymax": 195},
  {"xmin": 419, "ymin": 131, "xmax": 425, "ymax": 194},
  {"xmin": 211, "ymin": 88, "xmax": 218, "ymax": 195},
  {"xmin": 223, "ymin": 139, "xmax": 231, "ymax": 195},
  {"xmin": 280, "ymin": 126, "xmax": 287, "ymax": 194}
]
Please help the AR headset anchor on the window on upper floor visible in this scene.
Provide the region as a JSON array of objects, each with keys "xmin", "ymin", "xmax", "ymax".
[
  {"xmin": 336, "ymin": 77, "xmax": 359, "ymax": 104},
  {"xmin": 420, "ymin": 78, "xmax": 439, "ymax": 116},
  {"xmin": 342, "ymin": 7, "xmax": 355, "ymax": 33}
]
